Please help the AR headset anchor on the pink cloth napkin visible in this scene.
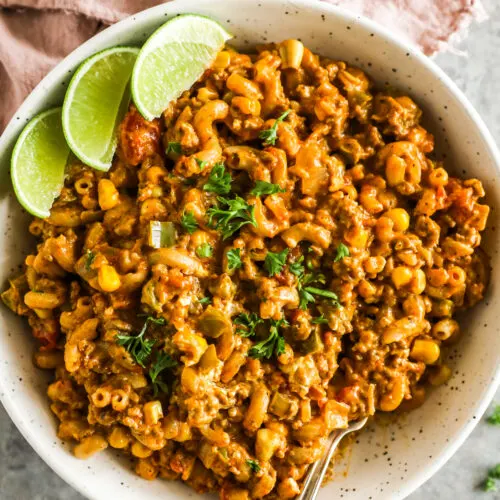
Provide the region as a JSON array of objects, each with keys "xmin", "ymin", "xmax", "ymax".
[{"xmin": 0, "ymin": 0, "xmax": 487, "ymax": 131}]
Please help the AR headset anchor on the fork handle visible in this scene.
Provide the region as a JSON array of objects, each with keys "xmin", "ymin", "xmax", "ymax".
[{"xmin": 296, "ymin": 431, "xmax": 345, "ymax": 500}]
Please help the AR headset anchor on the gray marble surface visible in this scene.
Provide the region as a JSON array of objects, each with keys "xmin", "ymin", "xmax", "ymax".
[{"xmin": 1, "ymin": 1, "xmax": 500, "ymax": 499}]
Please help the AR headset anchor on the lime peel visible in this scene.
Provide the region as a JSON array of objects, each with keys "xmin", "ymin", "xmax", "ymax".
[
  {"xmin": 62, "ymin": 46, "xmax": 139, "ymax": 172},
  {"xmin": 11, "ymin": 107, "xmax": 69, "ymax": 218},
  {"xmin": 132, "ymin": 14, "xmax": 232, "ymax": 121}
]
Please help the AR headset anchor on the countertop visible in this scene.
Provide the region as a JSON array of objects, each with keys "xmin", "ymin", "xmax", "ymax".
[{"xmin": 1, "ymin": 1, "xmax": 500, "ymax": 498}]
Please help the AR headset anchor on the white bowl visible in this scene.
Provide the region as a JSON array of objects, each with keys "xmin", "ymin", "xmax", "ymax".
[{"xmin": 1, "ymin": 0, "xmax": 499, "ymax": 498}]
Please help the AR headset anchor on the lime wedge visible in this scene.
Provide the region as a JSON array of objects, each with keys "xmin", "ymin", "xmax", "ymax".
[
  {"xmin": 62, "ymin": 46, "xmax": 139, "ymax": 171},
  {"xmin": 11, "ymin": 107, "xmax": 70, "ymax": 218},
  {"xmin": 131, "ymin": 14, "xmax": 232, "ymax": 120}
]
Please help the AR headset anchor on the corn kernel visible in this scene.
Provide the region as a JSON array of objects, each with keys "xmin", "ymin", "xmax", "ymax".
[
  {"xmin": 213, "ymin": 50, "xmax": 231, "ymax": 70},
  {"xmin": 144, "ymin": 400, "xmax": 163, "ymax": 426},
  {"xmin": 131, "ymin": 441, "xmax": 153, "ymax": 458},
  {"xmin": 98, "ymin": 265, "xmax": 121, "ymax": 292},
  {"xmin": 410, "ymin": 339, "xmax": 440, "ymax": 364},
  {"xmin": 108, "ymin": 427, "xmax": 130, "ymax": 449},
  {"xmin": 384, "ymin": 208, "xmax": 410, "ymax": 232},
  {"xmin": 98, "ymin": 179, "xmax": 119, "ymax": 210},
  {"xmin": 391, "ymin": 266, "xmax": 413, "ymax": 288}
]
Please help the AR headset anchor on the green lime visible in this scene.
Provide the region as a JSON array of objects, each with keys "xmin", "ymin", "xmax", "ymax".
[
  {"xmin": 131, "ymin": 14, "xmax": 232, "ymax": 120},
  {"xmin": 11, "ymin": 107, "xmax": 70, "ymax": 218},
  {"xmin": 62, "ymin": 46, "xmax": 139, "ymax": 171}
]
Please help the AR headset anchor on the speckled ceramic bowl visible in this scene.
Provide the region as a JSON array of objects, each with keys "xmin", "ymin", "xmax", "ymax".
[{"xmin": 0, "ymin": 0, "xmax": 499, "ymax": 498}]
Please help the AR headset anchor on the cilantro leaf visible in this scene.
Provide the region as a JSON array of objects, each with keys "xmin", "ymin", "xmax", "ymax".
[
  {"xmin": 199, "ymin": 296, "xmax": 212, "ymax": 306},
  {"xmin": 259, "ymin": 110, "xmax": 291, "ymax": 146},
  {"xmin": 85, "ymin": 250, "xmax": 96, "ymax": 271},
  {"xmin": 289, "ymin": 256, "xmax": 305, "ymax": 277},
  {"xmin": 250, "ymin": 180, "xmax": 286, "ymax": 197},
  {"xmin": 483, "ymin": 465, "xmax": 500, "ymax": 492},
  {"xmin": 335, "ymin": 243, "xmax": 350, "ymax": 262},
  {"xmin": 264, "ymin": 249, "xmax": 289, "ymax": 277},
  {"xmin": 234, "ymin": 313, "xmax": 263, "ymax": 338},
  {"xmin": 181, "ymin": 211, "xmax": 198, "ymax": 234},
  {"xmin": 249, "ymin": 317, "xmax": 288, "ymax": 359},
  {"xmin": 196, "ymin": 243, "xmax": 213, "ymax": 258},
  {"xmin": 203, "ymin": 163, "xmax": 232, "ymax": 195},
  {"xmin": 484, "ymin": 477, "xmax": 497, "ymax": 492},
  {"xmin": 227, "ymin": 248, "xmax": 243, "ymax": 270},
  {"xmin": 246, "ymin": 459, "xmax": 261, "ymax": 472},
  {"xmin": 149, "ymin": 351, "xmax": 178, "ymax": 396},
  {"xmin": 116, "ymin": 316, "xmax": 166, "ymax": 367},
  {"xmin": 166, "ymin": 142, "xmax": 182, "ymax": 155},
  {"xmin": 207, "ymin": 196, "xmax": 257, "ymax": 240},
  {"xmin": 312, "ymin": 315, "xmax": 328, "ymax": 325},
  {"xmin": 487, "ymin": 405, "xmax": 500, "ymax": 425},
  {"xmin": 196, "ymin": 158, "xmax": 208, "ymax": 170}
]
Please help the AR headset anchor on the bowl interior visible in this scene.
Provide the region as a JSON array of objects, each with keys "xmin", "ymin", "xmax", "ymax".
[{"xmin": 0, "ymin": 1, "xmax": 499, "ymax": 499}]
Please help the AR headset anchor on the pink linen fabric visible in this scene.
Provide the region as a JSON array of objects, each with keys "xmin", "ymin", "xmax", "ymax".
[{"xmin": 0, "ymin": 0, "xmax": 487, "ymax": 131}]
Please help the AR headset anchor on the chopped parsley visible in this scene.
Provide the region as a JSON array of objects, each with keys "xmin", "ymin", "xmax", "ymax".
[
  {"xmin": 181, "ymin": 211, "xmax": 198, "ymax": 234},
  {"xmin": 166, "ymin": 141, "xmax": 182, "ymax": 155},
  {"xmin": 227, "ymin": 248, "xmax": 243, "ymax": 270},
  {"xmin": 250, "ymin": 180, "xmax": 286, "ymax": 197},
  {"xmin": 207, "ymin": 196, "xmax": 257, "ymax": 240},
  {"xmin": 84, "ymin": 250, "xmax": 96, "ymax": 271},
  {"xmin": 487, "ymin": 405, "xmax": 500, "ymax": 425},
  {"xmin": 259, "ymin": 110, "xmax": 291, "ymax": 146},
  {"xmin": 290, "ymin": 257, "xmax": 339, "ymax": 309},
  {"xmin": 249, "ymin": 317, "xmax": 288, "ymax": 359},
  {"xmin": 264, "ymin": 249, "xmax": 289, "ymax": 277},
  {"xmin": 199, "ymin": 296, "xmax": 212, "ymax": 306},
  {"xmin": 234, "ymin": 313, "xmax": 263, "ymax": 338},
  {"xmin": 116, "ymin": 316, "xmax": 166, "ymax": 367},
  {"xmin": 195, "ymin": 158, "xmax": 208, "ymax": 170},
  {"xmin": 246, "ymin": 459, "xmax": 261, "ymax": 472},
  {"xmin": 196, "ymin": 243, "xmax": 213, "ymax": 259},
  {"xmin": 334, "ymin": 243, "xmax": 350, "ymax": 262},
  {"xmin": 149, "ymin": 351, "xmax": 177, "ymax": 396},
  {"xmin": 203, "ymin": 163, "xmax": 232, "ymax": 195}
]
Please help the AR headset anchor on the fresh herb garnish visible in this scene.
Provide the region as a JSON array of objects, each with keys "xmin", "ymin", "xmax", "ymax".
[
  {"xmin": 196, "ymin": 243, "xmax": 213, "ymax": 258},
  {"xmin": 335, "ymin": 243, "xmax": 350, "ymax": 262},
  {"xmin": 249, "ymin": 317, "xmax": 288, "ymax": 359},
  {"xmin": 483, "ymin": 464, "xmax": 500, "ymax": 492},
  {"xmin": 195, "ymin": 158, "xmax": 207, "ymax": 170},
  {"xmin": 203, "ymin": 163, "xmax": 232, "ymax": 195},
  {"xmin": 166, "ymin": 142, "xmax": 182, "ymax": 155},
  {"xmin": 149, "ymin": 351, "xmax": 178, "ymax": 396},
  {"xmin": 264, "ymin": 249, "xmax": 289, "ymax": 277},
  {"xmin": 227, "ymin": 248, "xmax": 243, "ymax": 270},
  {"xmin": 207, "ymin": 196, "xmax": 257, "ymax": 240},
  {"xmin": 290, "ymin": 257, "xmax": 338, "ymax": 309},
  {"xmin": 199, "ymin": 296, "xmax": 212, "ymax": 306},
  {"xmin": 312, "ymin": 315, "xmax": 328, "ymax": 325},
  {"xmin": 234, "ymin": 313, "xmax": 263, "ymax": 338},
  {"xmin": 250, "ymin": 180, "xmax": 286, "ymax": 197},
  {"xmin": 259, "ymin": 110, "xmax": 291, "ymax": 146},
  {"xmin": 487, "ymin": 405, "xmax": 500, "ymax": 425},
  {"xmin": 116, "ymin": 316, "xmax": 166, "ymax": 367},
  {"xmin": 246, "ymin": 459, "xmax": 261, "ymax": 472},
  {"xmin": 181, "ymin": 211, "xmax": 198, "ymax": 234},
  {"xmin": 85, "ymin": 250, "xmax": 96, "ymax": 271}
]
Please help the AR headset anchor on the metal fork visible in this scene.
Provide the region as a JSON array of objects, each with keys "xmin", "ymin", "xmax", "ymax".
[{"xmin": 296, "ymin": 417, "xmax": 368, "ymax": 500}]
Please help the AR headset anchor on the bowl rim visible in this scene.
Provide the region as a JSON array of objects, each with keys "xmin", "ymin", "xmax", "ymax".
[{"xmin": 1, "ymin": 0, "xmax": 499, "ymax": 499}]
